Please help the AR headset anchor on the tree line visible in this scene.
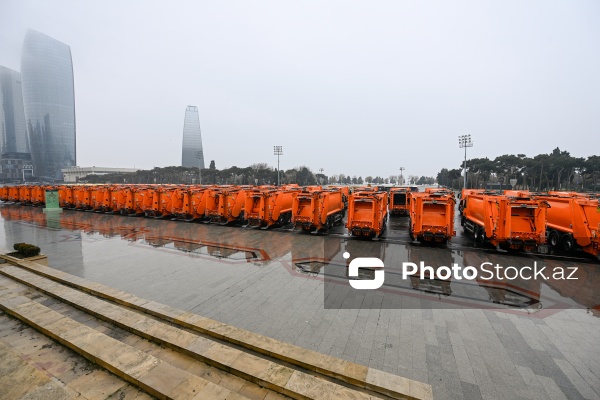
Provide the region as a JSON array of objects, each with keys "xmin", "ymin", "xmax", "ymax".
[
  {"xmin": 437, "ymin": 148, "xmax": 600, "ymax": 191},
  {"xmin": 79, "ymin": 160, "xmax": 434, "ymax": 187}
]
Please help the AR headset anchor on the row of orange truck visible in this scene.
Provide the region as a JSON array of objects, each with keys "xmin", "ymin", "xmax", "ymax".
[
  {"xmin": 459, "ymin": 189, "xmax": 599, "ymax": 259},
  {"xmin": 0, "ymin": 184, "xmax": 399, "ymax": 239},
  {"xmin": 0, "ymin": 184, "xmax": 458, "ymax": 242},
  {"xmin": 2, "ymin": 184, "xmax": 598, "ymax": 259},
  {"xmin": 0, "ymin": 184, "xmax": 365, "ymax": 233}
]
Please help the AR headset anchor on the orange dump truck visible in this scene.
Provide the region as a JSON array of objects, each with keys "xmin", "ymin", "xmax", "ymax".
[
  {"xmin": 292, "ymin": 188, "xmax": 346, "ymax": 232},
  {"xmin": 205, "ymin": 186, "xmax": 248, "ymax": 224},
  {"xmin": 244, "ymin": 187, "xmax": 299, "ymax": 228},
  {"xmin": 537, "ymin": 193, "xmax": 599, "ymax": 260},
  {"xmin": 409, "ymin": 191, "xmax": 456, "ymax": 244},
  {"xmin": 461, "ymin": 192, "xmax": 549, "ymax": 251},
  {"xmin": 390, "ymin": 187, "xmax": 411, "ymax": 216},
  {"xmin": 346, "ymin": 190, "xmax": 388, "ymax": 238}
]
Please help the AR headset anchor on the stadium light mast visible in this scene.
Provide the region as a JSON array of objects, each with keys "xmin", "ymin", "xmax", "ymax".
[
  {"xmin": 458, "ymin": 135, "xmax": 473, "ymax": 189},
  {"xmin": 195, "ymin": 151, "xmax": 203, "ymax": 184},
  {"xmin": 274, "ymin": 146, "xmax": 283, "ymax": 186}
]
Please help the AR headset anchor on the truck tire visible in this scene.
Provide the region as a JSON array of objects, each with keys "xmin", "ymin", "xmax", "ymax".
[
  {"xmin": 548, "ymin": 230, "xmax": 560, "ymax": 248},
  {"xmin": 474, "ymin": 226, "xmax": 485, "ymax": 244},
  {"xmin": 408, "ymin": 218, "xmax": 415, "ymax": 241},
  {"xmin": 560, "ymin": 235, "xmax": 574, "ymax": 252}
]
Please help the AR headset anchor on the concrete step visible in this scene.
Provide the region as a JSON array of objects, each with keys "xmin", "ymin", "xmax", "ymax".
[
  {"xmin": 0, "ymin": 259, "xmax": 432, "ymax": 400},
  {"xmin": 0, "ymin": 295, "xmax": 249, "ymax": 400},
  {"xmin": 0, "ymin": 265, "xmax": 381, "ymax": 399},
  {"xmin": 0, "ymin": 312, "xmax": 154, "ymax": 400},
  {"xmin": 0, "ymin": 274, "xmax": 287, "ymax": 400}
]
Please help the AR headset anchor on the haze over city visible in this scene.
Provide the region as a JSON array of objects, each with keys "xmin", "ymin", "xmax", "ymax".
[{"xmin": 1, "ymin": 0, "xmax": 598, "ymax": 178}]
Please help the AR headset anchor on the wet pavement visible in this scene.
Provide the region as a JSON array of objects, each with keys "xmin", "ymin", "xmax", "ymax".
[{"xmin": 1, "ymin": 204, "xmax": 599, "ymax": 400}]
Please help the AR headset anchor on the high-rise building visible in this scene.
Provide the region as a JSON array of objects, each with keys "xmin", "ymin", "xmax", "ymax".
[
  {"xmin": 21, "ymin": 29, "xmax": 76, "ymax": 181},
  {"xmin": 181, "ymin": 105, "xmax": 205, "ymax": 169},
  {"xmin": 0, "ymin": 66, "xmax": 31, "ymax": 181}
]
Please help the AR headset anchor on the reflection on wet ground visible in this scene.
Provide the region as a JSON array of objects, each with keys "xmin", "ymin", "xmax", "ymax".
[{"xmin": 1, "ymin": 204, "xmax": 599, "ymax": 317}]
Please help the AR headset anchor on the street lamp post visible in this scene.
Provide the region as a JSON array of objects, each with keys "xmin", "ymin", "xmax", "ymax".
[
  {"xmin": 458, "ymin": 135, "xmax": 473, "ymax": 189},
  {"xmin": 399, "ymin": 167, "xmax": 404, "ymax": 186},
  {"xmin": 274, "ymin": 146, "xmax": 283, "ymax": 186},
  {"xmin": 195, "ymin": 151, "xmax": 203, "ymax": 185}
]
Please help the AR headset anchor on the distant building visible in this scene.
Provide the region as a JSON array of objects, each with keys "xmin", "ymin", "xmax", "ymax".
[
  {"xmin": 181, "ymin": 105, "xmax": 205, "ymax": 169},
  {"xmin": 0, "ymin": 66, "xmax": 32, "ymax": 182},
  {"xmin": 61, "ymin": 166, "xmax": 139, "ymax": 183},
  {"xmin": 21, "ymin": 29, "xmax": 76, "ymax": 181}
]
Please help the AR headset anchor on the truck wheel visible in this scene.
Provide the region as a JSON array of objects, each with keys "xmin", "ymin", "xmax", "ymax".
[
  {"xmin": 560, "ymin": 235, "xmax": 574, "ymax": 252},
  {"xmin": 548, "ymin": 230, "xmax": 559, "ymax": 248},
  {"xmin": 474, "ymin": 227, "xmax": 485, "ymax": 244}
]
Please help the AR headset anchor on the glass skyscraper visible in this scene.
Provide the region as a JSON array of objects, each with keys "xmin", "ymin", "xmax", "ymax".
[
  {"xmin": 21, "ymin": 29, "xmax": 76, "ymax": 181},
  {"xmin": 181, "ymin": 105, "xmax": 205, "ymax": 169},
  {"xmin": 0, "ymin": 66, "xmax": 31, "ymax": 181}
]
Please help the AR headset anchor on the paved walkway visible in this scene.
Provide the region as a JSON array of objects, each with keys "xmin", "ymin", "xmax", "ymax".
[{"xmin": 1, "ymin": 206, "xmax": 599, "ymax": 399}]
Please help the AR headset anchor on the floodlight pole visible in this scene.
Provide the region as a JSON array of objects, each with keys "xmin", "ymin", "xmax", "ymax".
[
  {"xmin": 458, "ymin": 135, "xmax": 473, "ymax": 189},
  {"xmin": 195, "ymin": 151, "xmax": 203, "ymax": 184},
  {"xmin": 274, "ymin": 146, "xmax": 283, "ymax": 186}
]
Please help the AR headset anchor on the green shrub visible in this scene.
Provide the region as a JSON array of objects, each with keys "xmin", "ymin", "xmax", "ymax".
[{"xmin": 13, "ymin": 243, "xmax": 41, "ymax": 257}]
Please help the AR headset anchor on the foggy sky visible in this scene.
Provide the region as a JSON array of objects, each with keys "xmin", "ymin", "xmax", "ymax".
[{"xmin": 1, "ymin": 1, "xmax": 598, "ymax": 179}]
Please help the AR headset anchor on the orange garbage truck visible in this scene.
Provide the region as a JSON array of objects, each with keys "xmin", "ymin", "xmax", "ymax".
[
  {"xmin": 458, "ymin": 189, "xmax": 490, "ymax": 215},
  {"xmin": 73, "ymin": 186, "xmax": 93, "ymax": 210},
  {"xmin": 168, "ymin": 186, "xmax": 189, "ymax": 219},
  {"xmin": 346, "ymin": 190, "xmax": 388, "ymax": 238},
  {"xmin": 89, "ymin": 186, "xmax": 107, "ymax": 212},
  {"xmin": 0, "ymin": 186, "xmax": 8, "ymax": 201},
  {"xmin": 244, "ymin": 187, "xmax": 299, "ymax": 228},
  {"xmin": 461, "ymin": 192, "xmax": 549, "ymax": 251},
  {"xmin": 57, "ymin": 185, "xmax": 75, "ymax": 208},
  {"xmin": 538, "ymin": 193, "xmax": 599, "ymax": 260},
  {"xmin": 205, "ymin": 186, "xmax": 248, "ymax": 224},
  {"xmin": 108, "ymin": 186, "xmax": 130, "ymax": 214},
  {"xmin": 18, "ymin": 186, "xmax": 33, "ymax": 204},
  {"xmin": 389, "ymin": 187, "xmax": 411, "ymax": 216},
  {"xmin": 152, "ymin": 186, "xmax": 178, "ymax": 218},
  {"xmin": 123, "ymin": 185, "xmax": 154, "ymax": 216},
  {"xmin": 409, "ymin": 191, "xmax": 456, "ymax": 244},
  {"xmin": 30, "ymin": 186, "xmax": 48, "ymax": 206},
  {"xmin": 180, "ymin": 186, "xmax": 211, "ymax": 221},
  {"xmin": 8, "ymin": 186, "xmax": 20, "ymax": 202},
  {"xmin": 292, "ymin": 188, "xmax": 346, "ymax": 232}
]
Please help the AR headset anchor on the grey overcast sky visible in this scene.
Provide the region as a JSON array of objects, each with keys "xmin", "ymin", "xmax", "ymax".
[{"xmin": 1, "ymin": 1, "xmax": 599, "ymax": 179}]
